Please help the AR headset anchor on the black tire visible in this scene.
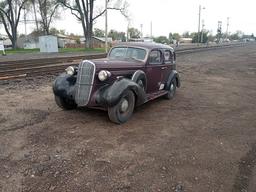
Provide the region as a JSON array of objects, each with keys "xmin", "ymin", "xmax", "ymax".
[
  {"xmin": 108, "ymin": 90, "xmax": 135, "ymax": 124},
  {"xmin": 55, "ymin": 95, "xmax": 77, "ymax": 110},
  {"xmin": 164, "ymin": 78, "xmax": 177, "ymax": 100}
]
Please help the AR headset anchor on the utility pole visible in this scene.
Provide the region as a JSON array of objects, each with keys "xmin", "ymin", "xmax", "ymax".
[
  {"xmin": 126, "ymin": 20, "xmax": 130, "ymax": 42},
  {"xmin": 105, "ymin": 0, "xmax": 108, "ymax": 53},
  {"xmin": 197, "ymin": 5, "xmax": 205, "ymax": 45},
  {"xmin": 217, "ymin": 21, "xmax": 222, "ymax": 43},
  {"xmin": 150, "ymin": 21, "xmax": 152, "ymax": 38},
  {"xmin": 226, "ymin": 17, "xmax": 229, "ymax": 40},
  {"xmin": 197, "ymin": 5, "xmax": 201, "ymax": 45},
  {"xmin": 140, "ymin": 24, "xmax": 143, "ymax": 40},
  {"xmin": 200, "ymin": 19, "xmax": 205, "ymax": 43}
]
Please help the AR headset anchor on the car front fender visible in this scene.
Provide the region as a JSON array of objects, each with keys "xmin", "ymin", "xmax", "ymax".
[
  {"xmin": 95, "ymin": 78, "xmax": 147, "ymax": 107},
  {"xmin": 166, "ymin": 70, "xmax": 181, "ymax": 89},
  {"xmin": 52, "ymin": 73, "xmax": 76, "ymax": 100}
]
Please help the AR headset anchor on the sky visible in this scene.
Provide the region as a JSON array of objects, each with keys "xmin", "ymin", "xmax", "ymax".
[{"xmin": 1, "ymin": 0, "xmax": 256, "ymax": 37}]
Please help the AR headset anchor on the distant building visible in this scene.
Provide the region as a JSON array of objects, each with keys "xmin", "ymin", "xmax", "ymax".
[
  {"xmin": 0, "ymin": 34, "xmax": 12, "ymax": 48},
  {"xmin": 17, "ymin": 34, "xmax": 39, "ymax": 49},
  {"xmin": 129, "ymin": 38, "xmax": 144, "ymax": 42},
  {"xmin": 80, "ymin": 36, "xmax": 112, "ymax": 48},
  {"xmin": 179, "ymin": 38, "xmax": 192, "ymax": 43},
  {"xmin": 128, "ymin": 37, "xmax": 154, "ymax": 43},
  {"xmin": 17, "ymin": 33, "xmax": 77, "ymax": 49},
  {"xmin": 143, "ymin": 37, "xmax": 154, "ymax": 43},
  {"xmin": 57, "ymin": 34, "xmax": 77, "ymax": 48}
]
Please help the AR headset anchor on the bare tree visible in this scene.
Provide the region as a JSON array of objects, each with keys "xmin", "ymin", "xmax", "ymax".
[
  {"xmin": 0, "ymin": 0, "xmax": 28, "ymax": 48},
  {"xmin": 37, "ymin": 0, "xmax": 60, "ymax": 35},
  {"xmin": 59, "ymin": 0, "xmax": 128, "ymax": 48},
  {"xmin": 28, "ymin": 0, "xmax": 39, "ymax": 31}
]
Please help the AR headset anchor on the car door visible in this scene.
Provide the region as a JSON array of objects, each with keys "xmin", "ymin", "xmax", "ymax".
[
  {"xmin": 145, "ymin": 49, "xmax": 166, "ymax": 93},
  {"xmin": 162, "ymin": 49, "xmax": 175, "ymax": 83}
]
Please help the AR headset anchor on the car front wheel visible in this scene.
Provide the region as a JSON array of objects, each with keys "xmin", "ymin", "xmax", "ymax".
[
  {"xmin": 55, "ymin": 95, "xmax": 77, "ymax": 110},
  {"xmin": 164, "ymin": 79, "xmax": 177, "ymax": 100},
  {"xmin": 108, "ymin": 90, "xmax": 135, "ymax": 124}
]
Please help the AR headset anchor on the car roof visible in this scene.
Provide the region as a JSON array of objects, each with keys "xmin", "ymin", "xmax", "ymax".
[{"xmin": 113, "ymin": 42, "xmax": 174, "ymax": 51}]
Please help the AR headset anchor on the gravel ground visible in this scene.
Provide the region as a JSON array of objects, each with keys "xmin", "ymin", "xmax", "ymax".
[{"xmin": 0, "ymin": 44, "xmax": 256, "ymax": 192}]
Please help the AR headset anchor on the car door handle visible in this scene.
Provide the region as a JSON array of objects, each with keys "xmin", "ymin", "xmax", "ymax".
[{"xmin": 161, "ymin": 67, "xmax": 167, "ymax": 70}]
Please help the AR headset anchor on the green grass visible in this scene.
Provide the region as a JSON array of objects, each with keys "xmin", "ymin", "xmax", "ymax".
[
  {"xmin": 59, "ymin": 47, "xmax": 105, "ymax": 53},
  {"xmin": 4, "ymin": 47, "xmax": 105, "ymax": 55},
  {"xmin": 5, "ymin": 48, "xmax": 40, "ymax": 54}
]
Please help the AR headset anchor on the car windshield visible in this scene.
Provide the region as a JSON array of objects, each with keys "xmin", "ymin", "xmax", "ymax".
[{"xmin": 109, "ymin": 47, "xmax": 147, "ymax": 61}]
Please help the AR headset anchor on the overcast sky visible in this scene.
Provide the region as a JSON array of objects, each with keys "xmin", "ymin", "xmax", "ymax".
[{"xmin": 1, "ymin": 0, "xmax": 255, "ymax": 37}]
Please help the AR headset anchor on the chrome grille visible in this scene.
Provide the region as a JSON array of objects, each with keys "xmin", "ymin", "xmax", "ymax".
[{"xmin": 75, "ymin": 60, "xmax": 95, "ymax": 106}]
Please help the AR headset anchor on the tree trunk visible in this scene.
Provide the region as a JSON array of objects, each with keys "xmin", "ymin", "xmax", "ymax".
[
  {"xmin": 32, "ymin": 1, "xmax": 39, "ymax": 31},
  {"xmin": 12, "ymin": 26, "xmax": 17, "ymax": 49},
  {"xmin": 80, "ymin": 17, "xmax": 88, "ymax": 48},
  {"xmin": 11, "ymin": 36, "xmax": 17, "ymax": 49},
  {"xmin": 85, "ymin": 23, "xmax": 93, "ymax": 48}
]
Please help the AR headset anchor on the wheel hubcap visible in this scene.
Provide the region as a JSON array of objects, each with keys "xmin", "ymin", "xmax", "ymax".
[
  {"xmin": 170, "ymin": 83, "xmax": 174, "ymax": 92},
  {"xmin": 120, "ymin": 99, "xmax": 129, "ymax": 113}
]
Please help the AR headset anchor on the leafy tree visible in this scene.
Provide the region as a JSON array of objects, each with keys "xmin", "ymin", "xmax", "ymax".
[
  {"xmin": 108, "ymin": 29, "xmax": 125, "ymax": 41},
  {"xmin": 153, "ymin": 36, "xmax": 169, "ymax": 44},
  {"xmin": 182, "ymin": 31, "xmax": 190, "ymax": 38},
  {"xmin": 168, "ymin": 32, "xmax": 173, "ymax": 43},
  {"xmin": 49, "ymin": 27, "xmax": 66, "ymax": 35},
  {"xmin": 128, "ymin": 27, "xmax": 141, "ymax": 39},
  {"xmin": 191, "ymin": 32, "xmax": 208, "ymax": 43},
  {"xmin": 58, "ymin": 0, "xmax": 128, "ymax": 48},
  {"xmin": 229, "ymin": 33, "xmax": 238, "ymax": 40},
  {"xmin": 0, "ymin": 0, "xmax": 28, "ymax": 48},
  {"xmin": 172, "ymin": 33, "xmax": 180, "ymax": 41},
  {"xmin": 94, "ymin": 28, "xmax": 105, "ymax": 37},
  {"xmin": 37, "ymin": 0, "xmax": 60, "ymax": 35},
  {"xmin": 207, "ymin": 33, "xmax": 215, "ymax": 42},
  {"xmin": 229, "ymin": 31, "xmax": 243, "ymax": 40},
  {"xmin": 30, "ymin": 29, "xmax": 45, "ymax": 36}
]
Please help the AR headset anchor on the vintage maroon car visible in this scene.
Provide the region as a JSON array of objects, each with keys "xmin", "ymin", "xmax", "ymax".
[{"xmin": 53, "ymin": 42, "xmax": 180, "ymax": 124}]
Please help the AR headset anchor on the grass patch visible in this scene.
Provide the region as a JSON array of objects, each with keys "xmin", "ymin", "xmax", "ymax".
[
  {"xmin": 5, "ymin": 48, "xmax": 40, "ymax": 54},
  {"xmin": 59, "ymin": 47, "xmax": 105, "ymax": 53},
  {"xmin": 4, "ymin": 47, "xmax": 105, "ymax": 55}
]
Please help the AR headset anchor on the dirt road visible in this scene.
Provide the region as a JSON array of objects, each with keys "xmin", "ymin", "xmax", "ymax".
[{"xmin": 0, "ymin": 44, "xmax": 256, "ymax": 192}]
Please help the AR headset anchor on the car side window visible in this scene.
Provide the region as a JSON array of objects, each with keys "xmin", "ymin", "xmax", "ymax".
[
  {"xmin": 164, "ymin": 50, "xmax": 173, "ymax": 63},
  {"xmin": 149, "ymin": 50, "xmax": 162, "ymax": 65}
]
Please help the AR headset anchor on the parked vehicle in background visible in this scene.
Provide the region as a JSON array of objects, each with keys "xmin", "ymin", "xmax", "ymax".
[{"xmin": 53, "ymin": 42, "xmax": 180, "ymax": 124}]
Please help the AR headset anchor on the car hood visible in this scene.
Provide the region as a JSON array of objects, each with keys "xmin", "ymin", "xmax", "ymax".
[{"xmin": 91, "ymin": 58, "xmax": 144, "ymax": 71}]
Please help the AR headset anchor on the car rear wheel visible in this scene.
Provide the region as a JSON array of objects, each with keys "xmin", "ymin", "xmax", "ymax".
[
  {"xmin": 108, "ymin": 90, "xmax": 135, "ymax": 124},
  {"xmin": 55, "ymin": 95, "xmax": 77, "ymax": 110},
  {"xmin": 164, "ymin": 78, "xmax": 177, "ymax": 100}
]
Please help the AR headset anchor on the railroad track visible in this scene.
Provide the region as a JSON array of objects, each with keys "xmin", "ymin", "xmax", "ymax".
[
  {"xmin": 0, "ymin": 43, "xmax": 246, "ymax": 80},
  {"xmin": 0, "ymin": 53, "xmax": 107, "ymax": 80}
]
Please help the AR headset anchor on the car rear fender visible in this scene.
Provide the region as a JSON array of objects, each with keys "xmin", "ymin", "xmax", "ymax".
[{"xmin": 96, "ymin": 78, "xmax": 147, "ymax": 107}]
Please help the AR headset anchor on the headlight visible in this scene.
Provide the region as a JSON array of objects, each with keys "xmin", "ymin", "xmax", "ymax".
[
  {"xmin": 65, "ymin": 66, "xmax": 75, "ymax": 75},
  {"xmin": 98, "ymin": 70, "xmax": 111, "ymax": 81}
]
